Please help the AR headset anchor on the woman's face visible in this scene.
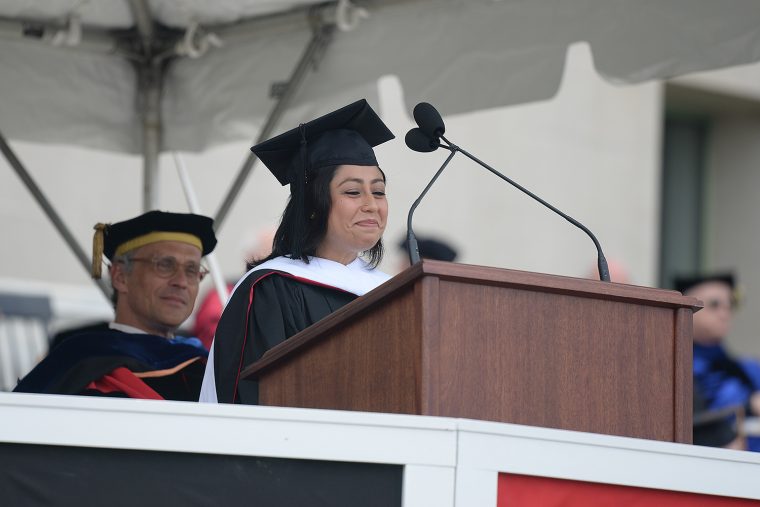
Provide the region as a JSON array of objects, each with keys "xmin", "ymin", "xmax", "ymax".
[{"xmin": 318, "ymin": 164, "xmax": 387, "ymax": 264}]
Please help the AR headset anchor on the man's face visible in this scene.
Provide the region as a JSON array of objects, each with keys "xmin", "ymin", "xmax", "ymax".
[
  {"xmin": 111, "ymin": 241, "xmax": 202, "ymax": 336},
  {"xmin": 687, "ymin": 281, "xmax": 735, "ymax": 345}
]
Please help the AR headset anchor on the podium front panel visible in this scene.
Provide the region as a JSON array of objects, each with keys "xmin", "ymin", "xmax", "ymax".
[
  {"xmin": 251, "ymin": 262, "xmax": 695, "ymax": 443},
  {"xmin": 257, "ymin": 285, "xmax": 424, "ymax": 414},
  {"xmin": 427, "ymin": 279, "xmax": 678, "ymax": 440}
]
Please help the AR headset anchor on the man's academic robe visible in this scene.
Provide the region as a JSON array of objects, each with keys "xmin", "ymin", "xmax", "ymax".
[
  {"xmin": 201, "ymin": 256, "xmax": 390, "ymax": 404},
  {"xmin": 694, "ymin": 342, "xmax": 760, "ymax": 451},
  {"xmin": 13, "ymin": 330, "xmax": 208, "ymax": 401}
]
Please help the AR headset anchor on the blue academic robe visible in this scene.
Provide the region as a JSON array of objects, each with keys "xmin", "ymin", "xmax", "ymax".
[
  {"xmin": 693, "ymin": 343, "xmax": 760, "ymax": 451},
  {"xmin": 14, "ymin": 330, "xmax": 207, "ymax": 401}
]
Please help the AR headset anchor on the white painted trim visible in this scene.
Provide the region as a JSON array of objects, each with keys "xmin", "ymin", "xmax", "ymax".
[
  {"xmin": 455, "ymin": 418, "xmax": 760, "ymax": 500},
  {"xmin": 2, "ymin": 393, "xmax": 760, "ymax": 502},
  {"xmin": 402, "ymin": 465, "xmax": 455, "ymax": 507},
  {"xmin": 454, "ymin": 468, "xmax": 498, "ymax": 507},
  {"xmin": 0, "ymin": 393, "xmax": 457, "ymax": 466}
]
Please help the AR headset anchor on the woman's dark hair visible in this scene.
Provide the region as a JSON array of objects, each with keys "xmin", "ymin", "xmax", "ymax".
[{"xmin": 249, "ymin": 165, "xmax": 385, "ymax": 269}]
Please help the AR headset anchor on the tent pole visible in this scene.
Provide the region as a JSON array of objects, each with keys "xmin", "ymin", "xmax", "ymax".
[
  {"xmin": 213, "ymin": 21, "xmax": 336, "ymax": 232},
  {"xmin": 0, "ymin": 130, "xmax": 111, "ymax": 298},
  {"xmin": 173, "ymin": 152, "xmax": 230, "ymax": 306},
  {"xmin": 140, "ymin": 61, "xmax": 162, "ymax": 212},
  {"xmin": 127, "ymin": 0, "xmax": 155, "ymax": 52},
  {"xmin": 128, "ymin": 0, "xmax": 162, "ymax": 212}
]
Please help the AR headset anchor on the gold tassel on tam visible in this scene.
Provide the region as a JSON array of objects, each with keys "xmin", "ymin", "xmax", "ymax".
[{"xmin": 91, "ymin": 223, "xmax": 107, "ymax": 279}]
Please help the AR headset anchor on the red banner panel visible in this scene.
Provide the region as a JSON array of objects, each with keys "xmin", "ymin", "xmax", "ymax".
[{"xmin": 498, "ymin": 473, "xmax": 758, "ymax": 507}]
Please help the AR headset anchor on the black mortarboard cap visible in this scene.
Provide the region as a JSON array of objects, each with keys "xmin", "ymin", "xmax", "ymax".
[
  {"xmin": 251, "ymin": 99, "xmax": 394, "ymax": 186},
  {"xmin": 91, "ymin": 210, "xmax": 217, "ymax": 279},
  {"xmin": 250, "ymin": 99, "xmax": 394, "ymax": 259},
  {"xmin": 673, "ymin": 272, "xmax": 735, "ymax": 294}
]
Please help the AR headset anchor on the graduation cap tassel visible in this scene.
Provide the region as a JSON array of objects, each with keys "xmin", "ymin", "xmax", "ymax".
[
  {"xmin": 290, "ymin": 124, "xmax": 309, "ymax": 259},
  {"xmin": 91, "ymin": 223, "xmax": 107, "ymax": 279}
]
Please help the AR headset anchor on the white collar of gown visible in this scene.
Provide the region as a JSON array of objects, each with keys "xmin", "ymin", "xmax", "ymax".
[{"xmin": 230, "ymin": 255, "xmax": 390, "ymax": 299}]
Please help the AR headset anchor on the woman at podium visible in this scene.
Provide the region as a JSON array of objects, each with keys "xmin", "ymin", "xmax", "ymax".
[{"xmin": 200, "ymin": 100, "xmax": 394, "ymax": 404}]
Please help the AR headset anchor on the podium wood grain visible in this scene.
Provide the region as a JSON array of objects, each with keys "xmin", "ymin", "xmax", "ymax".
[{"xmin": 243, "ymin": 261, "xmax": 699, "ymax": 443}]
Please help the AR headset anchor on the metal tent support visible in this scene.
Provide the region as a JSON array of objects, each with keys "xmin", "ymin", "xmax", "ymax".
[
  {"xmin": 138, "ymin": 61, "xmax": 164, "ymax": 212},
  {"xmin": 213, "ymin": 19, "xmax": 336, "ymax": 232},
  {"xmin": 0, "ymin": 130, "xmax": 111, "ymax": 298},
  {"xmin": 1, "ymin": 2, "xmax": 341, "ymax": 294},
  {"xmin": 128, "ymin": 0, "xmax": 163, "ymax": 212},
  {"xmin": 173, "ymin": 152, "xmax": 230, "ymax": 306}
]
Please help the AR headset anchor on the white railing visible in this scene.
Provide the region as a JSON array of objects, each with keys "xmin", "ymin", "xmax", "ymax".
[{"xmin": 1, "ymin": 393, "xmax": 759, "ymax": 505}]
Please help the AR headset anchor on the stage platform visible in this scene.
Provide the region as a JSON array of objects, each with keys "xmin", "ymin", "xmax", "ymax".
[{"xmin": 1, "ymin": 392, "xmax": 759, "ymax": 506}]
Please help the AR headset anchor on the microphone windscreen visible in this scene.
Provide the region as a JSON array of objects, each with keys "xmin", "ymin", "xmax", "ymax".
[
  {"xmin": 413, "ymin": 102, "xmax": 445, "ymax": 139},
  {"xmin": 405, "ymin": 128, "xmax": 438, "ymax": 153}
]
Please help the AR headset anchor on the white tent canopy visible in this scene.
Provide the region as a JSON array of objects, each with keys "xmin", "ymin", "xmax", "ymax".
[
  {"xmin": 2, "ymin": 0, "xmax": 760, "ymax": 287},
  {"xmin": 3, "ymin": 0, "xmax": 760, "ymax": 154}
]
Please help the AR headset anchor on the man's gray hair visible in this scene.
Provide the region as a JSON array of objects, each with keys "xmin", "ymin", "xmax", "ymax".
[
  {"xmin": 109, "ymin": 250, "xmax": 135, "ymax": 307},
  {"xmin": 112, "ymin": 250, "xmax": 135, "ymax": 272}
]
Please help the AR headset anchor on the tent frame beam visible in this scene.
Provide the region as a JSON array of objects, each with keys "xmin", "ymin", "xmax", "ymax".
[
  {"xmin": 0, "ymin": 16, "xmax": 122, "ymax": 56},
  {"xmin": 0, "ymin": 130, "xmax": 111, "ymax": 298},
  {"xmin": 0, "ymin": 3, "xmax": 341, "ymax": 296},
  {"xmin": 214, "ymin": 15, "xmax": 336, "ymax": 231},
  {"xmin": 128, "ymin": 0, "xmax": 155, "ymax": 52},
  {"xmin": 3, "ymin": 4, "xmax": 342, "ymax": 223}
]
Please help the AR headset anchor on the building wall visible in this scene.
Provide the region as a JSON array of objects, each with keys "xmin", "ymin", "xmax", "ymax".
[
  {"xmin": 669, "ymin": 62, "xmax": 760, "ymax": 357},
  {"xmin": 705, "ymin": 117, "xmax": 760, "ymax": 357},
  {"xmin": 377, "ymin": 44, "xmax": 663, "ymax": 285}
]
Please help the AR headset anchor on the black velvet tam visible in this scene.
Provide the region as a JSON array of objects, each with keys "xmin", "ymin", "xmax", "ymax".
[
  {"xmin": 103, "ymin": 210, "xmax": 217, "ymax": 259},
  {"xmin": 397, "ymin": 236, "xmax": 458, "ymax": 262},
  {"xmin": 674, "ymin": 272, "xmax": 735, "ymax": 294}
]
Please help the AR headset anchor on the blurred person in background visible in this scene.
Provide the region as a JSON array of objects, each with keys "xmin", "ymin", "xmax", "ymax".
[
  {"xmin": 693, "ymin": 380, "xmax": 745, "ymax": 450},
  {"xmin": 585, "ymin": 258, "xmax": 631, "ymax": 284},
  {"xmin": 677, "ymin": 272, "xmax": 760, "ymax": 451},
  {"xmin": 396, "ymin": 235, "xmax": 458, "ymax": 273}
]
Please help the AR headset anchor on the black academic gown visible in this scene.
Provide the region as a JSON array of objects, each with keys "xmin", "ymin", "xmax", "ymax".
[
  {"xmin": 13, "ymin": 330, "xmax": 208, "ymax": 401},
  {"xmin": 212, "ymin": 270, "xmax": 356, "ymax": 404}
]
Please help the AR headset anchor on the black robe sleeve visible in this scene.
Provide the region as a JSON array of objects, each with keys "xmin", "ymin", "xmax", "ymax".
[{"xmin": 213, "ymin": 270, "xmax": 356, "ymax": 404}]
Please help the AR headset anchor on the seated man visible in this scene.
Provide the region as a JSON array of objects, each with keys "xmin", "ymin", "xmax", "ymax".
[
  {"xmin": 676, "ymin": 272, "xmax": 760, "ymax": 451},
  {"xmin": 14, "ymin": 210, "xmax": 217, "ymax": 401}
]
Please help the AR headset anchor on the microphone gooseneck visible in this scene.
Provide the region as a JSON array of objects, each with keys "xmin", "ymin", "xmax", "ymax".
[
  {"xmin": 405, "ymin": 144, "xmax": 457, "ymax": 264},
  {"xmin": 439, "ymin": 133, "xmax": 610, "ymax": 282},
  {"xmin": 405, "ymin": 102, "xmax": 611, "ymax": 282},
  {"xmin": 405, "ymin": 120, "xmax": 453, "ymax": 264}
]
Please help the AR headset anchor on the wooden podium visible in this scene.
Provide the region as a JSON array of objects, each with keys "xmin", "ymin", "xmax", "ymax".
[{"xmin": 243, "ymin": 261, "xmax": 700, "ymax": 443}]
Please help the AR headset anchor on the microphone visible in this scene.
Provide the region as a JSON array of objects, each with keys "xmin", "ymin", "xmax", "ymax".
[
  {"xmin": 405, "ymin": 102, "xmax": 611, "ymax": 282},
  {"xmin": 404, "ymin": 126, "xmax": 456, "ymax": 265},
  {"xmin": 405, "ymin": 128, "xmax": 439, "ymax": 153},
  {"xmin": 413, "ymin": 102, "xmax": 445, "ymax": 140}
]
